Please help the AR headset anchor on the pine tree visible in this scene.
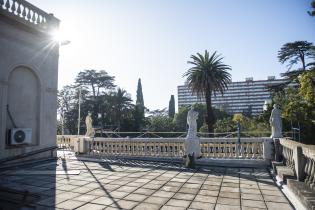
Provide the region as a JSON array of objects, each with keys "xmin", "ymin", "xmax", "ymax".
[{"xmin": 168, "ymin": 95, "xmax": 175, "ymax": 118}]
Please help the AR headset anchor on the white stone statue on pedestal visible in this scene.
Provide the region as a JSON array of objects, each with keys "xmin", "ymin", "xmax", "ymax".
[
  {"xmin": 270, "ymin": 104, "xmax": 282, "ymax": 138},
  {"xmin": 85, "ymin": 112, "xmax": 95, "ymax": 137},
  {"xmin": 185, "ymin": 107, "xmax": 201, "ymax": 158}
]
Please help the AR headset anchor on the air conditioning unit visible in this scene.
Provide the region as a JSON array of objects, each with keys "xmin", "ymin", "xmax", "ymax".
[{"xmin": 10, "ymin": 128, "xmax": 32, "ymax": 145}]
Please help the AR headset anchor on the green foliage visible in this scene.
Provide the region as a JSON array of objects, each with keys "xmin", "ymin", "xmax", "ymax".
[
  {"xmin": 148, "ymin": 115, "xmax": 174, "ymax": 132},
  {"xmin": 174, "ymin": 104, "xmax": 229, "ymax": 132},
  {"xmin": 272, "ymin": 75, "xmax": 315, "ymax": 144},
  {"xmin": 183, "ymin": 50, "xmax": 232, "ymax": 133},
  {"xmin": 308, "ymin": 0, "xmax": 315, "ymax": 16},
  {"xmin": 58, "ymin": 70, "xmax": 137, "ymax": 135},
  {"xmin": 211, "ymin": 116, "xmax": 270, "ymax": 137},
  {"xmin": 173, "ymin": 106, "xmax": 189, "ymax": 131},
  {"xmin": 278, "ymin": 41, "xmax": 315, "ymax": 71},
  {"xmin": 134, "ymin": 78, "xmax": 145, "ymax": 131},
  {"xmin": 168, "ymin": 95, "xmax": 175, "ymax": 118},
  {"xmin": 299, "ymin": 71, "xmax": 315, "ymax": 105},
  {"xmin": 75, "ymin": 69, "xmax": 115, "ymax": 97}
]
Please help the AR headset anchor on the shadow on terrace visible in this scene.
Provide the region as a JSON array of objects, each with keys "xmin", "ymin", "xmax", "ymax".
[{"xmin": 0, "ymin": 149, "xmax": 294, "ymax": 210}]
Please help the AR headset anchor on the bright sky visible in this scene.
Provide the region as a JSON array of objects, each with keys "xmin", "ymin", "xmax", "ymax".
[{"xmin": 29, "ymin": 0, "xmax": 315, "ymax": 111}]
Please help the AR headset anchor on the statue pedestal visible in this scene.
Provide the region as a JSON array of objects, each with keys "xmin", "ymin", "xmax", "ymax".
[{"xmin": 184, "ymin": 137, "xmax": 201, "ymax": 158}]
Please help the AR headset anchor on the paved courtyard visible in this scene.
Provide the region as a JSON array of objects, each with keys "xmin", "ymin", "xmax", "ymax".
[{"xmin": 0, "ymin": 152, "xmax": 294, "ymax": 210}]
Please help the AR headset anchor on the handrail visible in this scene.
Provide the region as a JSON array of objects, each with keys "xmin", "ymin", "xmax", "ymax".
[{"xmin": 0, "ymin": 145, "xmax": 57, "ymax": 164}]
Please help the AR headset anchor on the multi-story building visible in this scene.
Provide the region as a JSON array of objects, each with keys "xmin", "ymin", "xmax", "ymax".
[{"xmin": 177, "ymin": 76, "xmax": 286, "ymax": 116}]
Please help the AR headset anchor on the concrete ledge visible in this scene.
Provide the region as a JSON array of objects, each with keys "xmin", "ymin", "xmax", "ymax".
[
  {"xmin": 288, "ymin": 179, "xmax": 315, "ymax": 210},
  {"xmin": 196, "ymin": 158, "xmax": 269, "ymax": 168},
  {"xmin": 276, "ymin": 166, "xmax": 296, "ymax": 183}
]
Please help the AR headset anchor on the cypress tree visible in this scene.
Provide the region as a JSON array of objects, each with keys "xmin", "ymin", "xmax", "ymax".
[
  {"xmin": 168, "ymin": 95, "xmax": 175, "ymax": 118},
  {"xmin": 134, "ymin": 78, "xmax": 145, "ymax": 131},
  {"xmin": 136, "ymin": 78, "xmax": 144, "ymax": 107}
]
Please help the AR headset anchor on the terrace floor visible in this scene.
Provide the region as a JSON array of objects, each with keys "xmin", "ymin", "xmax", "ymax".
[{"xmin": 0, "ymin": 151, "xmax": 294, "ymax": 210}]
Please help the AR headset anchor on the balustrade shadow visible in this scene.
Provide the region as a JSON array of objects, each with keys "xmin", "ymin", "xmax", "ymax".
[{"xmin": 0, "ymin": 159, "xmax": 57, "ymax": 209}]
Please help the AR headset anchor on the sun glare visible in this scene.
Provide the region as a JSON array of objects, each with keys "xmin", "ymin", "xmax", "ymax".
[{"xmin": 51, "ymin": 29, "xmax": 71, "ymax": 46}]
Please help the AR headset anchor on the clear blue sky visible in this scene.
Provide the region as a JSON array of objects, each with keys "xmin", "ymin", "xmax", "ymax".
[{"xmin": 29, "ymin": 0, "xmax": 315, "ymax": 111}]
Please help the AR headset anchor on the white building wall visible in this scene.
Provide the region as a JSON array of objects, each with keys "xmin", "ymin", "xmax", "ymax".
[{"xmin": 0, "ymin": 13, "xmax": 59, "ymax": 159}]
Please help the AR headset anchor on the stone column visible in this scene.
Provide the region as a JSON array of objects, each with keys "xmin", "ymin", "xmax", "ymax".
[
  {"xmin": 293, "ymin": 146, "xmax": 305, "ymax": 181},
  {"xmin": 263, "ymin": 138, "xmax": 274, "ymax": 164}
]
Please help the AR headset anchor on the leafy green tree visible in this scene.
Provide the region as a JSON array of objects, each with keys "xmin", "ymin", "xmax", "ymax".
[
  {"xmin": 148, "ymin": 115, "xmax": 174, "ymax": 132},
  {"xmin": 308, "ymin": 0, "xmax": 315, "ymax": 16},
  {"xmin": 183, "ymin": 50, "xmax": 232, "ymax": 134},
  {"xmin": 75, "ymin": 69, "xmax": 115, "ymax": 97},
  {"xmin": 299, "ymin": 71, "xmax": 315, "ymax": 105},
  {"xmin": 168, "ymin": 95, "xmax": 175, "ymax": 118},
  {"xmin": 278, "ymin": 41, "xmax": 315, "ymax": 71},
  {"xmin": 110, "ymin": 88, "xmax": 133, "ymax": 131},
  {"xmin": 173, "ymin": 106, "xmax": 189, "ymax": 131}
]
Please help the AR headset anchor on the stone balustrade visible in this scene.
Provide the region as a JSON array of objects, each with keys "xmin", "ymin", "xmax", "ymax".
[
  {"xmin": 57, "ymin": 135, "xmax": 79, "ymax": 150},
  {"xmin": 56, "ymin": 136, "xmax": 271, "ymax": 161},
  {"xmin": 0, "ymin": 0, "xmax": 59, "ymax": 32},
  {"xmin": 274, "ymin": 138, "xmax": 315, "ymax": 209},
  {"xmin": 200, "ymin": 138, "xmax": 266, "ymax": 159}
]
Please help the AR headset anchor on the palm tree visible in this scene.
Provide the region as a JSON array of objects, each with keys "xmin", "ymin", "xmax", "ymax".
[
  {"xmin": 183, "ymin": 50, "xmax": 231, "ymax": 135},
  {"xmin": 111, "ymin": 88, "xmax": 133, "ymax": 131}
]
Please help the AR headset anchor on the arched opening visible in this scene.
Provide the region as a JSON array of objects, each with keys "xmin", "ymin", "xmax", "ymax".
[{"xmin": 6, "ymin": 66, "xmax": 40, "ymax": 146}]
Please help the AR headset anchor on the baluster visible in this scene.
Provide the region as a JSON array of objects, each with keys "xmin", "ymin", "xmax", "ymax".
[
  {"xmin": 29, "ymin": 10, "xmax": 34, "ymax": 22},
  {"xmin": 309, "ymin": 159, "xmax": 315, "ymax": 189},
  {"xmin": 0, "ymin": 0, "xmax": 4, "ymax": 8},
  {"xmin": 26, "ymin": 8, "xmax": 31, "ymax": 20},
  {"xmin": 5, "ymin": 0, "xmax": 10, "ymax": 10},
  {"xmin": 17, "ymin": 3, "xmax": 22, "ymax": 17},
  {"xmin": 223, "ymin": 142, "xmax": 226, "ymax": 158},
  {"xmin": 22, "ymin": 5, "xmax": 26, "ymax": 19},
  {"xmin": 304, "ymin": 157, "xmax": 310, "ymax": 184},
  {"xmin": 11, "ymin": 1, "xmax": 16, "ymax": 14}
]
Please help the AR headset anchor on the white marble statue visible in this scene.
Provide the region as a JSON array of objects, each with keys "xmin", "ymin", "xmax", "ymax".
[
  {"xmin": 187, "ymin": 107, "xmax": 199, "ymax": 138},
  {"xmin": 85, "ymin": 112, "xmax": 95, "ymax": 137},
  {"xmin": 270, "ymin": 104, "xmax": 282, "ymax": 138},
  {"xmin": 185, "ymin": 107, "xmax": 201, "ymax": 158}
]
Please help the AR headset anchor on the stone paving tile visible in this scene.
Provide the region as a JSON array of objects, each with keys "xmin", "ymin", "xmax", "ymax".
[
  {"xmin": 266, "ymin": 201, "xmax": 294, "ymax": 210},
  {"xmin": 124, "ymin": 193, "xmax": 148, "ymax": 202},
  {"xmin": 178, "ymin": 187, "xmax": 199, "ymax": 194},
  {"xmin": 217, "ymin": 197, "xmax": 240, "ymax": 206},
  {"xmin": 91, "ymin": 196, "xmax": 116, "ymax": 205},
  {"xmin": 109, "ymin": 199, "xmax": 138, "ymax": 209},
  {"xmin": 194, "ymin": 194, "xmax": 217, "ymax": 203},
  {"xmin": 260, "ymin": 189, "xmax": 283, "ymax": 196},
  {"xmin": 133, "ymin": 202, "xmax": 161, "ymax": 210},
  {"xmin": 190, "ymin": 201, "xmax": 215, "ymax": 210},
  {"xmin": 55, "ymin": 200, "xmax": 85, "ymax": 209},
  {"xmin": 160, "ymin": 205, "xmax": 186, "ymax": 210},
  {"xmin": 198, "ymin": 189, "xmax": 219, "ymax": 196},
  {"xmin": 263, "ymin": 194, "xmax": 289, "ymax": 203},
  {"xmin": 76, "ymin": 203, "xmax": 104, "ymax": 210},
  {"xmin": 215, "ymin": 204, "xmax": 241, "ymax": 210},
  {"xmin": 166, "ymin": 198, "xmax": 191, "ymax": 208},
  {"xmin": 73, "ymin": 194, "xmax": 99, "ymax": 202},
  {"xmin": 144, "ymin": 196, "xmax": 169, "ymax": 205},
  {"xmin": 133, "ymin": 188, "xmax": 155, "ymax": 195},
  {"xmin": 36, "ymin": 197, "xmax": 67, "ymax": 207},
  {"xmin": 241, "ymin": 193, "xmax": 263, "ymax": 201},
  {"xmin": 152, "ymin": 190, "xmax": 175, "ymax": 198},
  {"xmin": 219, "ymin": 192, "xmax": 240, "ymax": 199},
  {"xmin": 173, "ymin": 192, "xmax": 196, "ymax": 200},
  {"xmin": 242, "ymin": 199, "xmax": 267, "ymax": 208}
]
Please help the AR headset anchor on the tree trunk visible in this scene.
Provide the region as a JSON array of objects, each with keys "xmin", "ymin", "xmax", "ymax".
[{"xmin": 205, "ymin": 90, "xmax": 214, "ymax": 137}]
